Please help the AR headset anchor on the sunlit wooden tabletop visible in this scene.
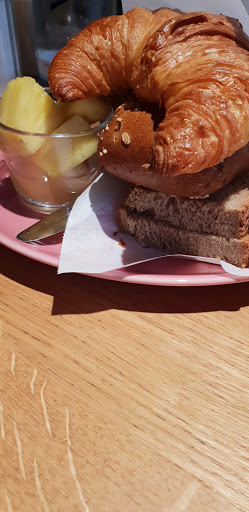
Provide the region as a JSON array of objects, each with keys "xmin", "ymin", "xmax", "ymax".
[{"xmin": 1, "ymin": 241, "xmax": 249, "ymax": 512}]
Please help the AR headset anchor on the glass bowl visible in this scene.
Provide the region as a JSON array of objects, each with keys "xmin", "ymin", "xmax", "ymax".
[{"xmin": 0, "ymin": 96, "xmax": 113, "ymax": 214}]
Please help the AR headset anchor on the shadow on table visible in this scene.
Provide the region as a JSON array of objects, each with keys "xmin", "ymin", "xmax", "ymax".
[{"xmin": 1, "ymin": 244, "xmax": 249, "ymax": 315}]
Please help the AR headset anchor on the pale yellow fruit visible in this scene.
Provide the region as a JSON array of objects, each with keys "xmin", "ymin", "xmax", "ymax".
[
  {"xmin": 57, "ymin": 97, "xmax": 111, "ymax": 124},
  {"xmin": 32, "ymin": 115, "xmax": 99, "ymax": 177},
  {"xmin": 0, "ymin": 77, "xmax": 63, "ymax": 156}
]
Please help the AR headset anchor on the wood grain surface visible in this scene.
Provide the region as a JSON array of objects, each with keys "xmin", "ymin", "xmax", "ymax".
[{"xmin": 1, "ymin": 243, "xmax": 249, "ymax": 511}]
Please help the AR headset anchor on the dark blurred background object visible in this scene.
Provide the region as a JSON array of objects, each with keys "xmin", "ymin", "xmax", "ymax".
[{"xmin": 7, "ymin": 0, "xmax": 123, "ymax": 87}]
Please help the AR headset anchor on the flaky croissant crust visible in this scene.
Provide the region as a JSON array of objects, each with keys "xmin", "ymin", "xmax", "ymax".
[{"xmin": 48, "ymin": 8, "xmax": 249, "ymax": 179}]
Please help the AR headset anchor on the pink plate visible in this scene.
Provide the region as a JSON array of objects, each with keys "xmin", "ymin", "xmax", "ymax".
[{"xmin": 1, "ymin": 157, "xmax": 249, "ymax": 287}]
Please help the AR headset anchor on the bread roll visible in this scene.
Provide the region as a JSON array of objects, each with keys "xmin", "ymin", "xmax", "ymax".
[{"xmin": 99, "ymin": 100, "xmax": 249, "ymax": 198}]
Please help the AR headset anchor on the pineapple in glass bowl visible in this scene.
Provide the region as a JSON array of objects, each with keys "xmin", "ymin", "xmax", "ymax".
[{"xmin": 0, "ymin": 77, "xmax": 112, "ymax": 213}]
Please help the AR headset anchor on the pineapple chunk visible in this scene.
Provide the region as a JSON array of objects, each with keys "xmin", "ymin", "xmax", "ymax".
[
  {"xmin": 32, "ymin": 115, "xmax": 99, "ymax": 177},
  {"xmin": 0, "ymin": 77, "xmax": 63, "ymax": 156},
  {"xmin": 57, "ymin": 97, "xmax": 111, "ymax": 124}
]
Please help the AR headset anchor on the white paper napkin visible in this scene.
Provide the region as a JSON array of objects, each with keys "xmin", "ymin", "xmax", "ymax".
[
  {"xmin": 58, "ymin": 0, "xmax": 249, "ymax": 277},
  {"xmin": 58, "ymin": 173, "xmax": 166, "ymax": 274}
]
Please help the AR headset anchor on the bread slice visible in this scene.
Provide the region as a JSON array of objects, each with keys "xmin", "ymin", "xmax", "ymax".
[
  {"xmin": 120, "ymin": 207, "xmax": 249, "ymax": 268},
  {"xmin": 119, "ymin": 172, "xmax": 249, "ymax": 268},
  {"xmin": 123, "ymin": 172, "xmax": 249, "ymax": 239}
]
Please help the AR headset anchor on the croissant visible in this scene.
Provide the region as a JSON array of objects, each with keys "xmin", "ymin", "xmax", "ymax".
[{"xmin": 48, "ymin": 8, "xmax": 249, "ymax": 195}]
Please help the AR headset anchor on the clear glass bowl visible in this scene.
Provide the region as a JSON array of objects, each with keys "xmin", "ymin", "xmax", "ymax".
[{"xmin": 0, "ymin": 98, "xmax": 113, "ymax": 214}]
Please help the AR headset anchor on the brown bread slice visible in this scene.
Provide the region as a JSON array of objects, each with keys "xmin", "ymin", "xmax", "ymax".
[
  {"xmin": 120, "ymin": 207, "xmax": 249, "ymax": 268},
  {"xmin": 123, "ymin": 171, "xmax": 249, "ymax": 239}
]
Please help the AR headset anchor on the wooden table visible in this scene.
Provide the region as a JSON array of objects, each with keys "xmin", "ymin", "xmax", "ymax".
[{"xmin": 1, "ymin": 241, "xmax": 249, "ymax": 512}]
